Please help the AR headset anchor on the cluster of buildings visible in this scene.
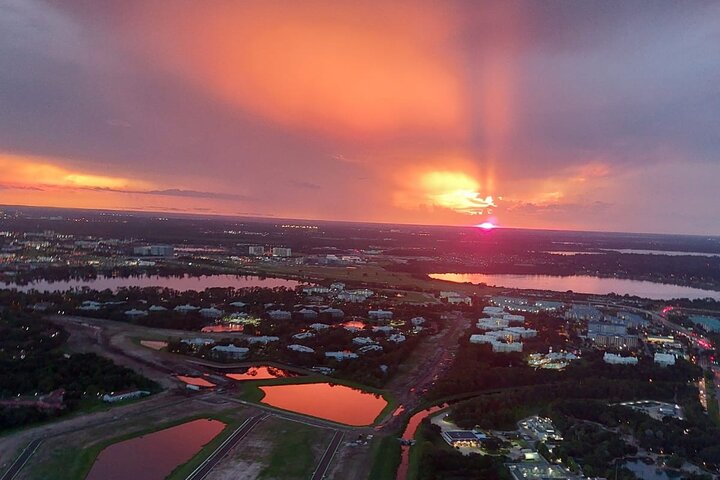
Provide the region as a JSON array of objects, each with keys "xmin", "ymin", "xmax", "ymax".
[
  {"xmin": 303, "ymin": 283, "xmax": 375, "ymax": 303},
  {"xmin": 470, "ymin": 306, "xmax": 537, "ymax": 352},
  {"xmin": 248, "ymin": 245, "xmax": 292, "ymax": 257}
]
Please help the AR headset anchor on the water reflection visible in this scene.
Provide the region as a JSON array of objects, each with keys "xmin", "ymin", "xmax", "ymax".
[
  {"xmin": 226, "ymin": 365, "xmax": 299, "ymax": 381},
  {"xmin": 430, "ymin": 273, "xmax": 720, "ymax": 301},
  {"xmin": 259, "ymin": 382, "xmax": 387, "ymax": 426},
  {"xmin": 1, "ymin": 274, "xmax": 301, "ymax": 293},
  {"xmin": 176, "ymin": 376, "xmax": 216, "ymax": 388},
  {"xmin": 396, "ymin": 405, "xmax": 445, "ymax": 480},
  {"xmin": 86, "ymin": 418, "xmax": 225, "ymax": 480}
]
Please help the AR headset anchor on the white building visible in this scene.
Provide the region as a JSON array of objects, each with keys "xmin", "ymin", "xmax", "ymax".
[
  {"xmin": 292, "ymin": 331, "xmax": 316, "ymax": 340},
  {"xmin": 482, "ymin": 306, "xmax": 505, "ymax": 317},
  {"xmin": 211, "ymin": 344, "xmax": 249, "ymax": 359},
  {"xmin": 325, "ymin": 351, "xmax": 359, "ymax": 361},
  {"xmin": 358, "ymin": 345, "xmax": 383, "ymax": 354},
  {"xmin": 245, "ymin": 336, "xmax": 280, "ymax": 344},
  {"xmin": 321, "ymin": 308, "xmax": 344, "ymax": 319},
  {"xmin": 654, "ymin": 352, "xmax": 676, "ymax": 367},
  {"xmin": 477, "ymin": 317, "xmax": 510, "ymax": 330},
  {"xmin": 174, "ymin": 304, "xmax": 200, "ymax": 313},
  {"xmin": 102, "ymin": 390, "xmax": 150, "ymax": 403},
  {"xmin": 353, "ymin": 337, "xmax": 378, "ymax": 346},
  {"xmin": 297, "ymin": 308, "xmax": 318, "ymax": 319},
  {"xmin": 368, "ymin": 309, "xmax": 393, "ymax": 320},
  {"xmin": 248, "ymin": 245, "xmax": 266, "ymax": 256},
  {"xmin": 309, "ymin": 323, "xmax": 330, "ymax": 331},
  {"xmin": 447, "ymin": 295, "xmax": 472, "ymax": 306},
  {"xmin": 199, "ymin": 307, "xmax": 223, "ymax": 319},
  {"xmin": 268, "ymin": 309, "xmax": 292, "ymax": 320},
  {"xmin": 388, "ymin": 333, "xmax": 406, "ymax": 343},
  {"xmin": 124, "ymin": 308, "xmax": 148, "ymax": 318},
  {"xmin": 603, "ymin": 352, "xmax": 638, "ymax": 365},
  {"xmin": 411, "ymin": 317, "xmax": 426, "ymax": 326},
  {"xmin": 288, "ymin": 344, "xmax": 315, "ymax": 353},
  {"xmin": 272, "ymin": 247, "xmax": 292, "ymax": 257},
  {"xmin": 134, "ymin": 245, "xmax": 174, "ymax": 257},
  {"xmin": 181, "ymin": 337, "xmax": 214, "ymax": 346},
  {"xmin": 149, "ymin": 305, "xmax": 167, "ymax": 312}
]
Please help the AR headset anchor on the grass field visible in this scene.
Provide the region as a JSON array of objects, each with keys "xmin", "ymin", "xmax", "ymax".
[
  {"xmin": 258, "ymin": 418, "xmax": 332, "ymax": 479},
  {"xmin": 24, "ymin": 409, "xmax": 249, "ymax": 480},
  {"xmin": 368, "ymin": 434, "xmax": 402, "ymax": 480}
]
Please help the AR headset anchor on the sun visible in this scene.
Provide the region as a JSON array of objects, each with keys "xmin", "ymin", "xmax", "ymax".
[{"xmin": 477, "ymin": 222, "xmax": 496, "ymax": 230}]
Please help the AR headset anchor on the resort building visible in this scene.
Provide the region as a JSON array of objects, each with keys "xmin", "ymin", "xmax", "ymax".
[{"xmin": 603, "ymin": 352, "xmax": 638, "ymax": 365}]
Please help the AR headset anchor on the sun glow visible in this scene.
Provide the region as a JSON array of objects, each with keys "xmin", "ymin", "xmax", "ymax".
[
  {"xmin": 477, "ymin": 222, "xmax": 496, "ymax": 230},
  {"xmin": 420, "ymin": 171, "xmax": 496, "ymax": 215}
]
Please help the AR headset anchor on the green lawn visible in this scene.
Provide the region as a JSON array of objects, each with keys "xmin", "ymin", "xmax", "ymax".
[
  {"xmin": 24, "ymin": 409, "xmax": 248, "ymax": 480},
  {"xmin": 368, "ymin": 435, "xmax": 402, "ymax": 480},
  {"xmin": 258, "ymin": 418, "xmax": 332, "ymax": 479}
]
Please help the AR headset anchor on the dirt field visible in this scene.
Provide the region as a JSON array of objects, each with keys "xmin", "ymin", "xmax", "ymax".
[{"xmin": 206, "ymin": 416, "xmax": 335, "ymax": 480}]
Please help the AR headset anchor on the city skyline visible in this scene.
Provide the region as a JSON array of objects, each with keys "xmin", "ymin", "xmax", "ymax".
[{"xmin": 1, "ymin": 1, "xmax": 720, "ymax": 234}]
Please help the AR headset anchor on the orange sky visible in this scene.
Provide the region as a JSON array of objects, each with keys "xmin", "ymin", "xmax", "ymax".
[{"xmin": 1, "ymin": 1, "xmax": 719, "ymax": 233}]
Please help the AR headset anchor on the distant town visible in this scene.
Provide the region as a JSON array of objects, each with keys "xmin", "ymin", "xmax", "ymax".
[{"xmin": 1, "ymin": 206, "xmax": 720, "ymax": 480}]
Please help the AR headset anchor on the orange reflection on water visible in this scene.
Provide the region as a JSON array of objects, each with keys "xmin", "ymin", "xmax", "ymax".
[
  {"xmin": 176, "ymin": 376, "xmax": 216, "ymax": 388},
  {"xmin": 86, "ymin": 419, "xmax": 225, "ymax": 480},
  {"xmin": 396, "ymin": 405, "xmax": 445, "ymax": 480},
  {"xmin": 226, "ymin": 366, "xmax": 298, "ymax": 381},
  {"xmin": 259, "ymin": 383, "xmax": 387, "ymax": 426}
]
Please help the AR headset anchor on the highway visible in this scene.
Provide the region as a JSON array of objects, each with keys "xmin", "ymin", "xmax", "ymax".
[
  {"xmin": 0, "ymin": 439, "xmax": 42, "ymax": 480},
  {"xmin": 311, "ymin": 430, "xmax": 344, "ymax": 480},
  {"xmin": 185, "ymin": 413, "xmax": 269, "ymax": 480}
]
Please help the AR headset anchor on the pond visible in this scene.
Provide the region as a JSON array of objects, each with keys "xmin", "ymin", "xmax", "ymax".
[
  {"xmin": 0, "ymin": 274, "xmax": 302, "ymax": 293},
  {"xmin": 429, "ymin": 273, "xmax": 720, "ymax": 301},
  {"xmin": 176, "ymin": 376, "xmax": 216, "ymax": 388},
  {"xmin": 226, "ymin": 365, "xmax": 300, "ymax": 381},
  {"xmin": 86, "ymin": 418, "xmax": 225, "ymax": 480},
  {"xmin": 259, "ymin": 382, "xmax": 387, "ymax": 426}
]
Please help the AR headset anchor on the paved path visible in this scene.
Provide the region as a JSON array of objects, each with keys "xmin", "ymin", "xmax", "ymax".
[
  {"xmin": 0, "ymin": 439, "xmax": 42, "ymax": 480},
  {"xmin": 185, "ymin": 413, "xmax": 269, "ymax": 480},
  {"xmin": 311, "ymin": 430, "xmax": 344, "ymax": 480}
]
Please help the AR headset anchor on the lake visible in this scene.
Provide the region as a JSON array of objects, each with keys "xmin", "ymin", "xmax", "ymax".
[
  {"xmin": 0, "ymin": 274, "xmax": 301, "ymax": 293},
  {"xmin": 429, "ymin": 273, "xmax": 720, "ymax": 301},
  {"xmin": 259, "ymin": 382, "xmax": 387, "ymax": 426},
  {"xmin": 86, "ymin": 418, "xmax": 225, "ymax": 480},
  {"xmin": 226, "ymin": 365, "xmax": 300, "ymax": 381}
]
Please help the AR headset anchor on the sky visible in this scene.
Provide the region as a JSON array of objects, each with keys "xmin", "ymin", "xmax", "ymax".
[{"xmin": 1, "ymin": 0, "xmax": 719, "ymax": 234}]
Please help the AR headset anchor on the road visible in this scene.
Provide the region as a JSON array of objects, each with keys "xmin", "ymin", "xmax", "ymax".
[
  {"xmin": 0, "ymin": 439, "xmax": 42, "ymax": 480},
  {"xmin": 311, "ymin": 430, "xmax": 344, "ymax": 480},
  {"xmin": 185, "ymin": 413, "xmax": 269, "ymax": 480}
]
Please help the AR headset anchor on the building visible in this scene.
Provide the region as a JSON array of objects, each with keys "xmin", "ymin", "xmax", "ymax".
[
  {"xmin": 588, "ymin": 321, "xmax": 627, "ymax": 336},
  {"xmin": 124, "ymin": 308, "xmax": 148, "ymax": 318},
  {"xmin": 297, "ymin": 308, "xmax": 318, "ymax": 319},
  {"xmin": 268, "ymin": 309, "xmax": 292, "ymax": 320},
  {"xmin": 245, "ymin": 336, "xmax": 280, "ymax": 344},
  {"xmin": 134, "ymin": 245, "xmax": 174, "ymax": 257},
  {"xmin": 325, "ymin": 351, "xmax": 359, "ymax": 361},
  {"xmin": 181, "ymin": 337, "xmax": 213, "ymax": 346},
  {"xmin": 565, "ymin": 304, "xmax": 603, "ymax": 321},
  {"xmin": 288, "ymin": 344, "xmax": 315, "ymax": 353},
  {"xmin": 248, "ymin": 245, "xmax": 266, "ymax": 256},
  {"xmin": 482, "ymin": 306, "xmax": 505, "ymax": 317},
  {"xmin": 199, "ymin": 307, "xmax": 223, "ymax": 319},
  {"xmin": 654, "ymin": 352, "xmax": 676, "ymax": 366},
  {"xmin": 309, "ymin": 323, "xmax": 330, "ymax": 331},
  {"xmin": 292, "ymin": 331, "xmax": 315, "ymax": 340},
  {"xmin": 603, "ymin": 352, "xmax": 638, "ymax": 365},
  {"xmin": 592, "ymin": 333, "xmax": 639, "ymax": 349},
  {"xmin": 321, "ymin": 308, "xmax": 344, "ymax": 319},
  {"xmin": 368, "ymin": 309, "xmax": 393, "ymax": 320},
  {"xmin": 477, "ymin": 317, "xmax": 510, "ymax": 330},
  {"xmin": 211, "ymin": 344, "xmax": 249, "ymax": 359},
  {"xmin": 353, "ymin": 336, "xmax": 378, "ymax": 346},
  {"xmin": 388, "ymin": 333, "xmax": 406, "ymax": 343},
  {"xmin": 174, "ymin": 304, "xmax": 200, "ymax": 313},
  {"xmin": 358, "ymin": 344, "xmax": 384, "ymax": 354},
  {"xmin": 447, "ymin": 295, "xmax": 472, "ymax": 306},
  {"xmin": 441, "ymin": 431, "xmax": 487, "ymax": 447},
  {"xmin": 272, "ymin": 247, "xmax": 292, "ymax": 257},
  {"xmin": 102, "ymin": 389, "xmax": 150, "ymax": 403}
]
